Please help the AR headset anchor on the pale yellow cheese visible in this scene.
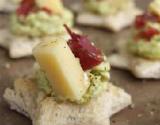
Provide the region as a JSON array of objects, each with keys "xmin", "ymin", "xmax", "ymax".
[
  {"xmin": 149, "ymin": 0, "xmax": 160, "ymax": 16},
  {"xmin": 33, "ymin": 39, "xmax": 90, "ymax": 101},
  {"xmin": 36, "ymin": 0, "xmax": 64, "ymax": 14}
]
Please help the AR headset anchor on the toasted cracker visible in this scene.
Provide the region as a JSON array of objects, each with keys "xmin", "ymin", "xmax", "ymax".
[{"xmin": 3, "ymin": 78, "xmax": 131, "ymax": 125}]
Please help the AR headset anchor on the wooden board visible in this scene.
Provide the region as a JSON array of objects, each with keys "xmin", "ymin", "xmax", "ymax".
[{"xmin": 1, "ymin": 0, "xmax": 160, "ymax": 125}]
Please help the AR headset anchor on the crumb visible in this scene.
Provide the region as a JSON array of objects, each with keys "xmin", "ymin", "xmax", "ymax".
[
  {"xmin": 4, "ymin": 63, "xmax": 11, "ymax": 69},
  {"xmin": 137, "ymin": 114, "xmax": 143, "ymax": 118},
  {"xmin": 150, "ymin": 111, "xmax": 154, "ymax": 116},
  {"xmin": 126, "ymin": 120, "xmax": 129, "ymax": 123},
  {"xmin": 146, "ymin": 103, "xmax": 151, "ymax": 107},
  {"xmin": 130, "ymin": 103, "xmax": 135, "ymax": 109}
]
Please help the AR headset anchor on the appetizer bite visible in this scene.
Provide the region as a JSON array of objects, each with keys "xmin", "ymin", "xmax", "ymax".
[
  {"xmin": 76, "ymin": 0, "xmax": 141, "ymax": 32},
  {"xmin": 0, "ymin": 0, "xmax": 74, "ymax": 58},
  {"xmin": 4, "ymin": 26, "xmax": 131, "ymax": 125},
  {"xmin": 109, "ymin": 0, "xmax": 160, "ymax": 79}
]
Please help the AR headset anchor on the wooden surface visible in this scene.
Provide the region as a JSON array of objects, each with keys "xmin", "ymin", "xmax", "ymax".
[{"xmin": 1, "ymin": 0, "xmax": 160, "ymax": 125}]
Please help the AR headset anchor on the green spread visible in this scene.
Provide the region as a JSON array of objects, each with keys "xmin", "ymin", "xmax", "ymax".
[
  {"xmin": 128, "ymin": 35, "xmax": 160, "ymax": 59},
  {"xmin": 84, "ymin": 0, "xmax": 132, "ymax": 15},
  {"xmin": 10, "ymin": 9, "xmax": 73, "ymax": 37},
  {"xmin": 35, "ymin": 61, "xmax": 110, "ymax": 104},
  {"xmin": 36, "ymin": 69, "xmax": 52, "ymax": 94}
]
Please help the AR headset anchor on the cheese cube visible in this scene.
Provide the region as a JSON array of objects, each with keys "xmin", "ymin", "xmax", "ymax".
[
  {"xmin": 33, "ymin": 39, "xmax": 90, "ymax": 101},
  {"xmin": 149, "ymin": 0, "xmax": 160, "ymax": 16},
  {"xmin": 36, "ymin": 0, "xmax": 64, "ymax": 14}
]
